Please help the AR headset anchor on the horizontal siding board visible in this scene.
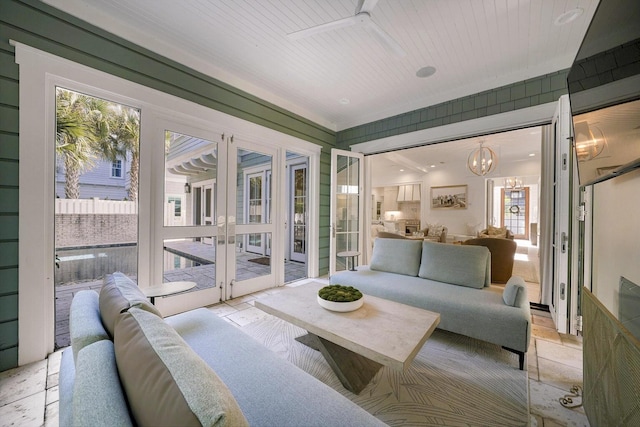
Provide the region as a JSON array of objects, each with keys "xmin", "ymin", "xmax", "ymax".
[
  {"xmin": 0, "ymin": 133, "xmax": 18, "ymax": 161},
  {"xmin": 0, "ymin": 242, "xmax": 18, "ymax": 267},
  {"xmin": 0, "ymin": 160, "xmax": 18, "ymax": 186},
  {"xmin": 0, "ymin": 268, "xmax": 18, "ymax": 294},
  {"xmin": 0, "ymin": 295, "xmax": 17, "ymax": 322},
  {"xmin": 0, "ymin": 189, "xmax": 18, "ymax": 213},
  {"xmin": 0, "ymin": 346, "xmax": 18, "ymax": 371},
  {"xmin": 0, "ymin": 78, "xmax": 18, "ymax": 106},
  {"xmin": 0, "ymin": 50, "xmax": 19, "ymax": 80},
  {"xmin": 0, "ymin": 216, "xmax": 18, "ymax": 240},
  {"xmin": 0, "ymin": 320, "xmax": 18, "ymax": 349},
  {"xmin": 0, "ymin": 104, "xmax": 18, "ymax": 134}
]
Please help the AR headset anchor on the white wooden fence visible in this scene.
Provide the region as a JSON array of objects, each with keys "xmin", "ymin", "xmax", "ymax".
[{"xmin": 56, "ymin": 198, "xmax": 138, "ymax": 214}]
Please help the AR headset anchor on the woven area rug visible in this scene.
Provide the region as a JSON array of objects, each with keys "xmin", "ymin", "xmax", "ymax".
[{"xmin": 241, "ymin": 317, "xmax": 529, "ymax": 426}]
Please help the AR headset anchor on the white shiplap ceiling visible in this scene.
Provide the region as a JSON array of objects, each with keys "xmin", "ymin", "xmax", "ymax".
[{"xmin": 42, "ymin": 0, "xmax": 598, "ymax": 131}]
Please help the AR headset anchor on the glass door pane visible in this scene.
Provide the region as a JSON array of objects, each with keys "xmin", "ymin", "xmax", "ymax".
[
  {"xmin": 290, "ymin": 163, "xmax": 307, "ymax": 263},
  {"xmin": 502, "ymin": 188, "xmax": 530, "ymax": 239},
  {"xmin": 330, "ymin": 149, "xmax": 364, "ymax": 274},
  {"xmin": 159, "ymin": 130, "xmax": 221, "ymax": 310},
  {"xmin": 228, "ymin": 145, "xmax": 277, "ymax": 298}
]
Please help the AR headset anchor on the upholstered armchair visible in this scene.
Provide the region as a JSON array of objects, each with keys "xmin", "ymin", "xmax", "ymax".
[
  {"xmin": 463, "ymin": 237, "xmax": 517, "ymax": 284},
  {"xmin": 420, "ymin": 225, "xmax": 448, "ymax": 243}
]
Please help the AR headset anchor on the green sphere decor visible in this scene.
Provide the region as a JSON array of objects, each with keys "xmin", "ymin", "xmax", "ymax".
[{"xmin": 317, "ymin": 285, "xmax": 364, "ymax": 312}]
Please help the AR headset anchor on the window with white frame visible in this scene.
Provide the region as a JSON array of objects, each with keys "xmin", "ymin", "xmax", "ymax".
[{"xmin": 111, "ymin": 159, "xmax": 123, "ymax": 178}]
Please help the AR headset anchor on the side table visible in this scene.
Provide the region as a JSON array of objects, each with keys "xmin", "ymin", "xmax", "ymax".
[
  {"xmin": 337, "ymin": 250, "xmax": 360, "ymax": 271},
  {"xmin": 143, "ymin": 281, "xmax": 196, "ymax": 304}
]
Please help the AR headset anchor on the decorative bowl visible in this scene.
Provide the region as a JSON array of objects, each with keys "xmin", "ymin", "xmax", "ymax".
[{"xmin": 317, "ymin": 285, "xmax": 363, "ymax": 312}]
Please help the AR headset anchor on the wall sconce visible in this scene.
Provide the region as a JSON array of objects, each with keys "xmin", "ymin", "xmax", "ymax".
[
  {"xmin": 184, "ymin": 182, "xmax": 191, "ymax": 194},
  {"xmin": 574, "ymin": 121, "xmax": 606, "ymax": 161},
  {"xmin": 467, "ymin": 141, "xmax": 498, "ymax": 176}
]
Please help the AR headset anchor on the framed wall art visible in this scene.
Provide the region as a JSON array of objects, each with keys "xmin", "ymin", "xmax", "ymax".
[{"xmin": 430, "ymin": 185, "xmax": 467, "ymax": 209}]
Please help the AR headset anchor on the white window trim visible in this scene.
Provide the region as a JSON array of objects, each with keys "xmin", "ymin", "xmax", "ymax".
[
  {"xmin": 111, "ymin": 159, "xmax": 123, "ymax": 178},
  {"xmin": 14, "ymin": 42, "xmax": 321, "ymax": 365}
]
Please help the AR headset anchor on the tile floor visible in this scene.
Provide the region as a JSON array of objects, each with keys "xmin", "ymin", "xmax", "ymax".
[{"xmin": 1, "ymin": 278, "xmax": 590, "ymax": 427}]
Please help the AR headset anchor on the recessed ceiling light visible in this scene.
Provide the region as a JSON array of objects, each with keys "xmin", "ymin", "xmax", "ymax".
[
  {"xmin": 416, "ymin": 66, "xmax": 436, "ymax": 78},
  {"xmin": 430, "ymin": 164, "xmax": 436, "ymax": 168},
  {"xmin": 529, "ymin": 153, "xmax": 536, "ymax": 157},
  {"xmin": 338, "ymin": 98, "xmax": 350, "ymax": 105},
  {"xmin": 554, "ymin": 8, "xmax": 583, "ymax": 26},
  {"xmin": 399, "ymin": 169, "xmax": 404, "ymax": 172}
]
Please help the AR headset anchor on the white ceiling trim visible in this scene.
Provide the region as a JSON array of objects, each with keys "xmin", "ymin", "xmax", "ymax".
[{"xmin": 350, "ymin": 101, "xmax": 558, "ymax": 155}]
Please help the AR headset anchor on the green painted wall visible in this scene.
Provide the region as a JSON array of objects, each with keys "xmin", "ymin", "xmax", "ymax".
[
  {"xmin": 0, "ymin": 0, "xmax": 336, "ymax": 371},
  {"xmin": 336, "ymin": 70, "xmax": 569, "ymax": 149}
]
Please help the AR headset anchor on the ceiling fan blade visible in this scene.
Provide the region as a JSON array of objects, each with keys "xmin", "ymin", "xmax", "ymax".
[
  {"xmin": 288, "ymin": 15, "xmax": 360, "ymax": 40},
  {"xmin": 355, "ymin": 0, "xmax": 379, "ymax": 14},
  {"xmin": 365, "ymin": 21, "xmax": 406, "ymax": 57}
]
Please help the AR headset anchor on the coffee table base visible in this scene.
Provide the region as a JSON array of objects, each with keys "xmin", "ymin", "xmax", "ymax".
[{"xmin": 296, "ymin": 333, "xmax": 383, "ymax": 394}]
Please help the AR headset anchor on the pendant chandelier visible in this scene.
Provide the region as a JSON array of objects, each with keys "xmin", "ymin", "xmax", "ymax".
[
  {"xmin": 467, "ymin": 141, "xmax": 497, "ymax": 176},
  {"xmin": 504, "ymin": 177, "xmax": 523, "ymax": 189}
]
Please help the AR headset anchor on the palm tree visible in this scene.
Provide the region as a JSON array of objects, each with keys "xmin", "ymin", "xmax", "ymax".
[
  {"xmin": 106, "ymin": 106, "xmax": 140, "ymax": 201},
  {"xmin": 55, "ymin": 89, "xmax": 97, "ymax": 199}
]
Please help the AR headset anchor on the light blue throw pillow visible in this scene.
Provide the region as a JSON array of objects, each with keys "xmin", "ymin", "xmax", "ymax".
[
  {"xmin": 503, "ymin": 277, "xmax": 527, "ymax": 306},
  {"xmin": 418, "ymin": 242, "xmax": 489, "ymax": 288},
  {"xmin": 370, "ymin": 238, "xmax": 423, "ymax": 276}
]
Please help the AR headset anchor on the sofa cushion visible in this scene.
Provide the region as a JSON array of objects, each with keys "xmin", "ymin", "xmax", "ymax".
[
  {"xmin": 370, "ymin": 238, "xmax": 422, "ymax": 276},
  {"xmin": 418, "ymin": 241, "xmax": 489, "ymax": 289},
  {"xmin": 72, "ymin": 340, "xmax": 133, "ymax": 426},
  {"xmin": 99, "ymin": 272, "xmax": 161, "ymax": 337},
  {"xmin": 69, "ymin": 290, "xmax": 110, "ymax": 362},
  {"xmin": 427, "ymin": 224, "xmax": 444, "ymax": 237},
  {"xmin": 114, "ymin": 307, "xmax": 248, "ymax": 427},
  {"xmin": 503, "ymin": 277, "xmax": 527, "ymax": 307},
  {"xmin": 167, "ymin": 308, "xmax": 388, "ymax": 427}
]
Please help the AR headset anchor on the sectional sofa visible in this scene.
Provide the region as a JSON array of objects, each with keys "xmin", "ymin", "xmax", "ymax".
[
  {"xmin": 330, "ymin": 239, "xmax": 531, "ymax": 369},
  {"xmin": 59, "ymin": 273, "xmax": 386, "ymax": 426}
]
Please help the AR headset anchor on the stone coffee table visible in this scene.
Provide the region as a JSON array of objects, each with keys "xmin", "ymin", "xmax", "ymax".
[{"xmin": 255, "ymin": 282, "xmax": 440, "ymax": 394}]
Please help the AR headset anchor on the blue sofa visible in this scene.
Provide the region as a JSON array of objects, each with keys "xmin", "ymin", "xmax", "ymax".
[
  {"xmin": 59, "ymin": 273, "xmax": 386, "ymax": 427},
  {"xmin": 330, "ymin": 239, "xmax": 531, "ymax": 370}
]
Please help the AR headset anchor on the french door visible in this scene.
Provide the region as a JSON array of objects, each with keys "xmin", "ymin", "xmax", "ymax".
[
  {"xmin": 330, "ymin": 149, "xmax": 364, "ymax": 275},
  {"xmin": 501, "ymin": 188, "xmax": 530, "ymax": 239},
  {"xmin": 289, "ymin": 162, "xmax": 308, "ymax": 263},
  {"xmin": 150, "ymin": 117, "xmax": 278, "ymax": 315},
  {"xmin": 548, "ymin": 95, "xmax": 572, "ymax": 333}
]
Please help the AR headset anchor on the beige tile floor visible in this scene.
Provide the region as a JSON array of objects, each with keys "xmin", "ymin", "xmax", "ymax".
[{"xmin": 1, "ymin": 278, "xmax": 589, "ymax": 427}]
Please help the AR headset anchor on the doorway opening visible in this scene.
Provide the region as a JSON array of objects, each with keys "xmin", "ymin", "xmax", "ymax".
[
  {"xmin": 366, "ymin": 126, "xmax": 542, "ymax": 304},
  {"xmin": 54, "ymin": 87, "xmax": 140, "ymax": 348}
]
